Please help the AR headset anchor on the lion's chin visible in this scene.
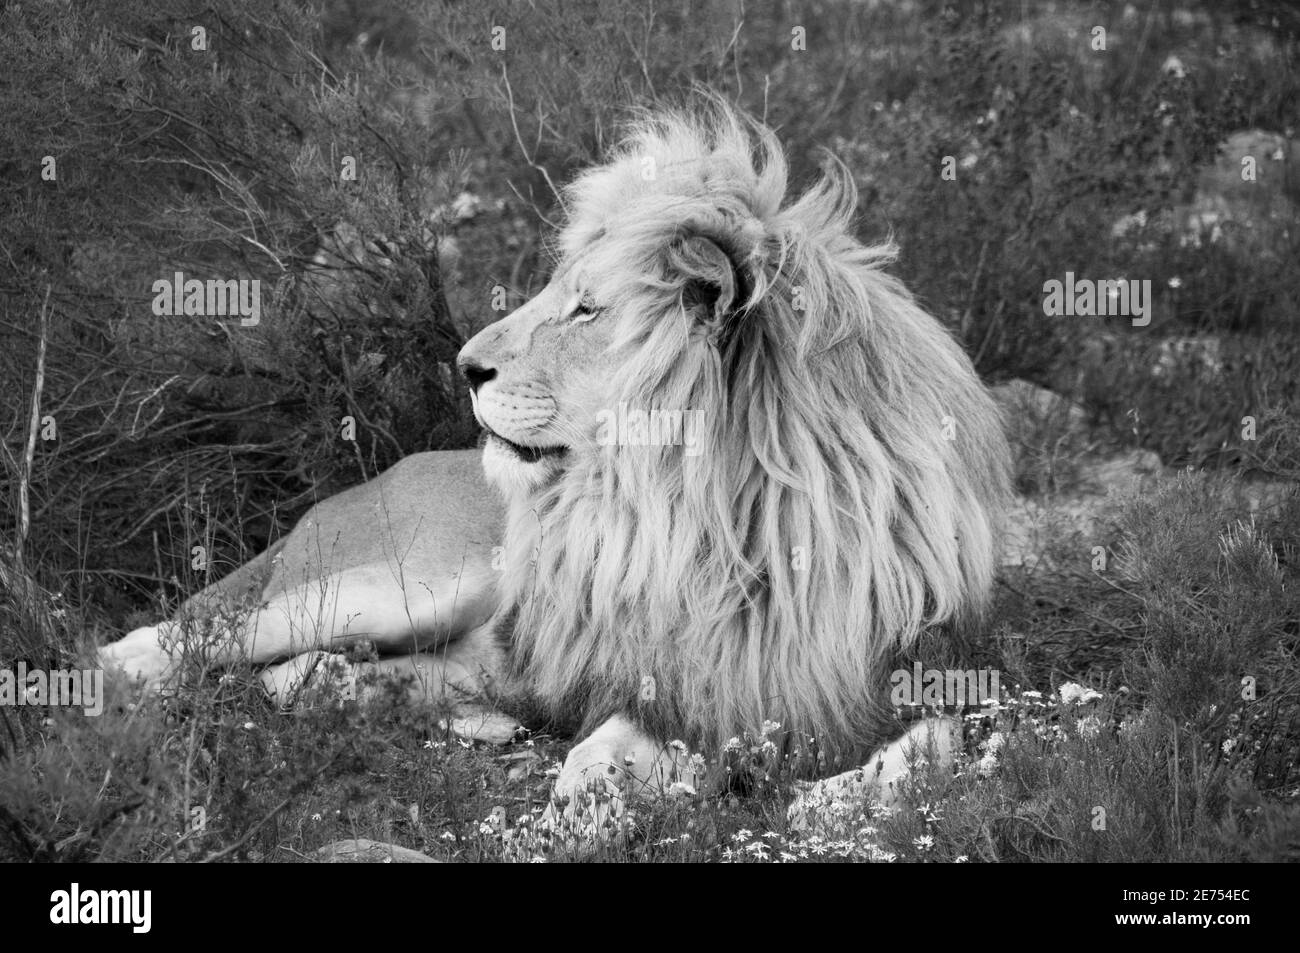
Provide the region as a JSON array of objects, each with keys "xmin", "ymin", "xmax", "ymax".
[{"xmin": 481, "ymin": 432, "xmax": 568, "ymax": 495}]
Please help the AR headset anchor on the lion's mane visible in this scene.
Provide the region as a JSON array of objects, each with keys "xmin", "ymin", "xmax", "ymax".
[{"xmin": 499, "ymin": 103, "xmax": 1010, "ymax": 764}]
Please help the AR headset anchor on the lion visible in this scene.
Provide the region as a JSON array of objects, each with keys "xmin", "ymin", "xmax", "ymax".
[{"xmin": 100, "ymin": 101, "xmax": 1010, "ymax": 833}]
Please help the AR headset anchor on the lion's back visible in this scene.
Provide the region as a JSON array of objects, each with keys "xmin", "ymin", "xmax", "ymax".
[{"xmin": 259, "ymin": 449, "xmax": 502, "ymax": 600}]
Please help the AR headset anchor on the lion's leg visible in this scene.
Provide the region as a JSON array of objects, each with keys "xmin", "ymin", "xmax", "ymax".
[
  {"xmin": 259, "ymin": 624, "xmax": 516, "ymax": 743},
  {"xmin": 99, "ymin": 563, "xmax": 495, "ymax": 688},
  {"xmin": 543, "ymin": 715, "xmax": 702, "ymax": 839},
  {"xmin": 787, "ymin": 716, "xmax": 960, "ymax": 833}
]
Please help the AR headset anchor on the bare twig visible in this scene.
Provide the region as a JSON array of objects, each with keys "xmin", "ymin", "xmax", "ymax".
[
  {"xmin": 15, "ymin": 286, "xmax": 51, "ymax": 574},
  {"xmin": 501, "ymin": 64, "xmax": 565, "ymax": 215}
]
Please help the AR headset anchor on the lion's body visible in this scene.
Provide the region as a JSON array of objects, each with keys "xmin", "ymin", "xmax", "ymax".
[
  {"xmin": 100, "ymin": 451, "xmax": 505, "ymax": 704},
  {"xmin": 102, "ymin": 101, "xmax": 1011, "ymax": 822},
  {"xmin": 193, "ymin": 450, "xmax": 498, "ymax": 617}
]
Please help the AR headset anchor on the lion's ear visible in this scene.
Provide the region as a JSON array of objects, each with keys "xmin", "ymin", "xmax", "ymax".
[{"xmin": 669, "ymin": 234, "xmax": 745, "ymax": 339}]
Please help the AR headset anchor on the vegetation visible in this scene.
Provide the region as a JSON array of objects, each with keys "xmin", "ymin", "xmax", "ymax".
[{"xmin": 1, "ymin": 0, "xmax": 1297, "ymax": 861}]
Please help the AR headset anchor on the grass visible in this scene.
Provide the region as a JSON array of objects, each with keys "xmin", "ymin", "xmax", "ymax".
[
  {"xmin": 1, "ymin": 0, "xmax": 1298, "ymax": 863},
  {"xmin": 2, "ymin": 466, "xmax": 1297, "ymax": 863}
]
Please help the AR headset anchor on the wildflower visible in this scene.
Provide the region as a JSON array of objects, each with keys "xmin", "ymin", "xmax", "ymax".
[
  {"xmin": 668, "ymin": 739, "xmax": 688, "ymax": 754},
  {"xmin": 243, "ymin": 721, "xmax": 255, "ymax": 730},
  {"xmin": 780, "ymin": 851, "xmax": 798, "ymax": 863},
  {"xmin": 976, "ymin": 731, "xmax": 1005, "ymax": 777},
  {"xmin": 666, "ymin": 781, "xmax": 696, "ymax": 798},
  {"xmin": 723, "ymin": 737, "xmax": 743, "ymax": 754},
  {"xmin": 913, "ymin": 835, "xmax": 935, "ymax": 851},
  {"xmin": 1076, "ymin": 715, "xmax": 1102, "ymax": 739},
  {"xmin": 955, "ymin": 855, "xmax": 969, "ymax": 863},
  {"xmin": 733, "ymin": 829, "xmax": 753, "ymax": 843},
  {"xmin": 311, "ymin": 813, "xmax": 322, "ymax": 822},
  {"xmin": 1168, "ymin": 276, "xmax": 1182, "ymax": 289},
  {"xmin": 1222, "ymin": 738, "xmax": 1237, "ymax": 755},
  {"xmin": 1058, "ymin": 682, "xmax": 1101, "ymax": 705},
  {"xmin": 760, "ymin": 720, "xmax": 782, "ymax": 738}
]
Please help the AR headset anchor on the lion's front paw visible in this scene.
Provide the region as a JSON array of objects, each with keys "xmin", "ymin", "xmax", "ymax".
[
  {"xmin": 541, "ymin": 757, "xmax": 633, "ymax": 847},
  {"xmin": 98, "ymin": 625, "xmax": 178, "ymax": 690}
]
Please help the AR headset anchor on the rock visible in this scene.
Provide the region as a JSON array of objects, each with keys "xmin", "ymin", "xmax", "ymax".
[
  {"xmin": 991, "ymin": 378, "xmax": 1088, "ymax": 442},
  {"xmin": 315, "ymin": 839, "xmax": 442, "ymax": 863}
]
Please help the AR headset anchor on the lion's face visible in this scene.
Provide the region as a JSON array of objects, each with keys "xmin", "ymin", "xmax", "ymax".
[{"xmin": 457, "ymin": 267, "xmax": 623, "ymax": 495}]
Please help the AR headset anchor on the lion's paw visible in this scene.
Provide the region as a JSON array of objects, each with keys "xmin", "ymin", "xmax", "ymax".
[
  {"xmin": 541, "ymin": 761, "xmax": 633, "ymax": 847},
  {"xmin": 442, "ymin": 706, "xmax": 521, "ymax": 745},
  {"xmin": 787, "ymin": 717, "xmax": 960, "ymax": 836},
  {"xmin": 98, "ymin": 624, "xmax": 179, "ymax": 690}
]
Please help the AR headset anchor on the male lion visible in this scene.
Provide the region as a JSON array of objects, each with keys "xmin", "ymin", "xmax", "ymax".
[{"xmin": 101, "ymin": 102, "xmax": 1010, "ymax": 830}]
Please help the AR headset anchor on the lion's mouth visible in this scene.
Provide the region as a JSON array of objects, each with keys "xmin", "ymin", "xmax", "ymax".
[{"xmin": 485, "ymin": 431, "xmax": 567, "ymax": 464}]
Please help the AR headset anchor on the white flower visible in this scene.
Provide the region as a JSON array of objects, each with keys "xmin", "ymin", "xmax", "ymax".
[
  {"xmin": 1222, "ymin": 738, "xmax": 1237, "ymax": 755},
  {"xmin": 310, "ymin": 813, "xmax": 322, "ymax": 822},
  {"xmin": 1059, "ymin": 682, "xmax": 1102, "ymax": 706},
  {"xmin": 1076, "ymin": 715, "xmax": 1102, "ymax": 739},
  {"xmin": 666, "ymin": 781, "xmax": 696, "ymax": 798},
  {"xmin": 913, "ymin": 835, "xmax": 935, "ymax": 850},
  {"xmin": 243, "ymin": 721, "xmax": 255, "ymax": 730},
  {"xmin": 955, "ymin": 855, "xmax": 969, "ymax": 863},
  {"xmin": 760, "ymin": 720, "xmax": 782, "ymax": 738},
  {"xmin": 1168, "ymin": 276, "xmax": 1182, "ymax": 289}
]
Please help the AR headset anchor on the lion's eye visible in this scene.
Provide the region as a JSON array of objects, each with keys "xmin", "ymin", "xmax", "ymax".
[{"xmin": 568, "ymin": 291, "xmax": 600, "ymax": 322}]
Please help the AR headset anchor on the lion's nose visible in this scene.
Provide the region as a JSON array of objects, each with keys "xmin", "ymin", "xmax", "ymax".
[{"xmin": 456, "ymin": 353, "xmax": 496, "ymax": 391}]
